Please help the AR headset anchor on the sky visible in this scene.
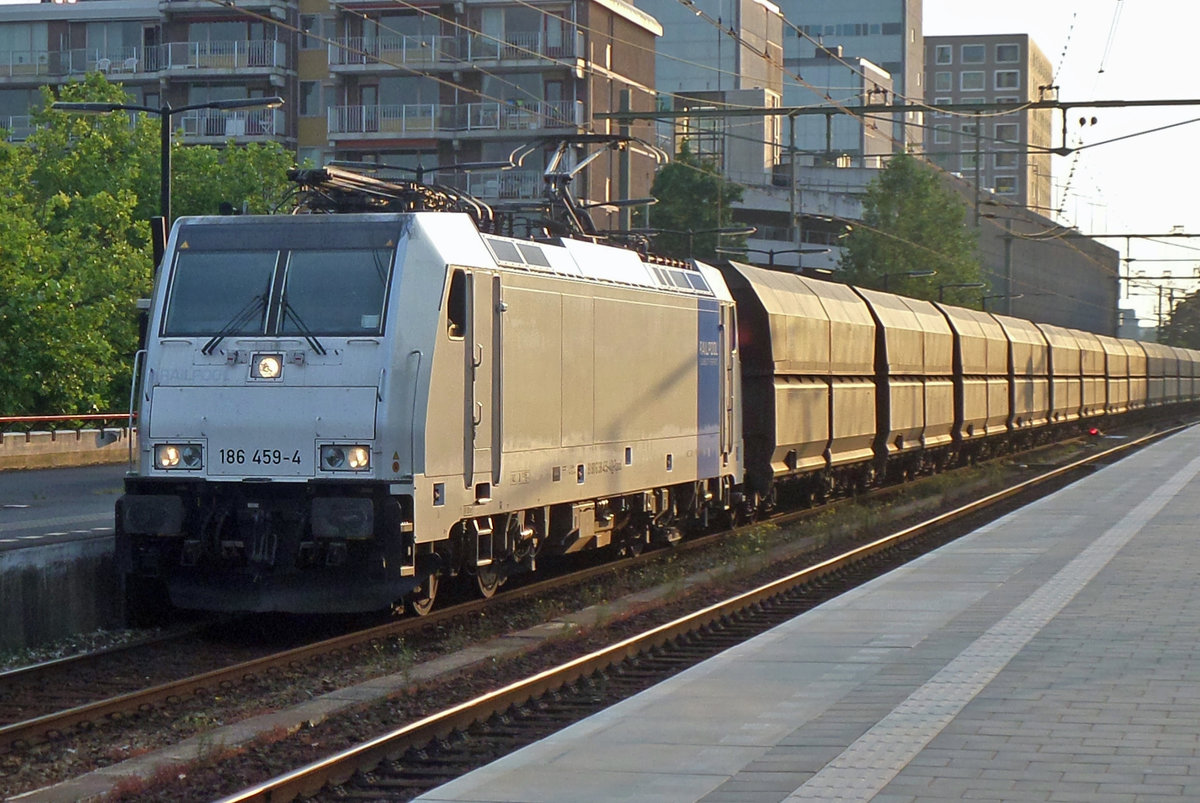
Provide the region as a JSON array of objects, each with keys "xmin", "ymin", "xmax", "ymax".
[{"xmin": 924, "ymin": 0, "xmax": 1200, "ymax": 326}]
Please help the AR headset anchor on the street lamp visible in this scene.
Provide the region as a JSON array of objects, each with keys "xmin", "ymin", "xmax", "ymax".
[
  {"xmin": 938, "ymin": 281, "xmax": 986, "ymax": 302},
  {"xmin": 715, "ymin": 245, "xmax": 830, "ymax": 271},
  {"xmin": 982, "ymin": 293, "xmax": 1023, "ymax": 312},
  {"xmin": 632, "ymin": 226, "xmax": 757, "ymax": 259},
  {"xmin": 52, "ymin": 96, "xmax": 284, "ymax": 263},
  {"xmin": 881, "ymin": 269, "xmax": 937, "ymax": 292}
]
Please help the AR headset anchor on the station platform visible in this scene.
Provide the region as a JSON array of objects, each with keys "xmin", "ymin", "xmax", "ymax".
[{"xmin": 418, "ymin": 425, "xmax": 1200, "ymax": 802}]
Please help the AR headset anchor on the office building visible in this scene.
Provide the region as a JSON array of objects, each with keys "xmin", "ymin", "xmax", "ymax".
[{"xmin": 924, "ymin": 33, "xmax": 1053, "ymax": 211}]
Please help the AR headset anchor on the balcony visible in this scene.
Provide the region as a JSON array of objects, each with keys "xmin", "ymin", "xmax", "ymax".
[
  {"xmin": 445, "ymin": 100, "xmax": 582, "ymax": 132},
  {"xmin": 448, "ymin": 168, "xmax": 543, "ymax": 200},
  {"xmin": 1, "ymin": 115, "xmax": 33, "ymax": 142},
  {"xmin": 158, "ymin": 40, "xmax": 287, "ymax": 76},
  {"xmin": 177, "ymin": 107, "xmax": 286, "ymax": 143},
  {"xmin": 328, "ymin": 100, "xmax": 582, "ymax": 140},
  {"xmin": 328, "ymin": 104, "xmax": 439, "ymax": 137},
  {"xmin": 444, "ymin": 30, "xmax": 582, "ymax": 63},
  {"xmin": 328, "ymin": 34, "xmax": 441, "ymax": 70},
  {"xmin": 328, "ymin": 29, "xmax": 581, "ymax": 71},
  {"xmin": 0, "ymin": 48, "xmax": 145, "ymax": 81}
]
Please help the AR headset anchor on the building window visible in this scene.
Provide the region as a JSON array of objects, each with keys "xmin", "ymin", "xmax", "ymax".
[
  {"xmin": 932, "ymin": 97, "xmax": 952, "ymax": 116},
  {"xmin": 300, "ymin": 81, "xmax": 321, "ymax": 117},
  {"xmin": 995, "ymin": 96, "xmax": 1020, "ymax": 105},
  {"xmin": 995, "ymin": 151, "xmax": 1019, "ymax": 168},
  {"xmin": 300, "ymin": 15, "xmax": 322, "ymax": 49},
  {"xmin": 961, "ymin": 44, "xmax": 985, "ymax": 63},
  {"xmin": 994, "ymin": 176, "xmax": 1017, "ymax": 194},
  {"xmin": 995, "ymin": 122, "xmax": 1019, "ymax": 144},
  {"xmin": 961, "ymin": 122, "xmax": 980, "ymax": 139},
  {"xmin": 995, "ymin": 70, "xmax": 1020, "ymax": 90},
  {"xmin": 996, "ymin": 43, "xmax": 1020, "ymax": 62},
  {"xmin": 934, "ymin": 72, "xmax": 952, "ymax": 92},
  {"xmin": 961, "ymin": 71, "xmax": 985, "ymax": 91},
  {"xmin": 935, "ymin": 44, "xmax": 951, "ymax": 64},
  {"xmin": 933, "ymin": 124, "xmax": 951, "ymax": 144},
  {"xmin": 962, "ymin": 152, "xmax": 977, "ymax": 170}
]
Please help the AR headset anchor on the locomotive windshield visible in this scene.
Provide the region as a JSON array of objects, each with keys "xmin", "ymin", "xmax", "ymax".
[{"xmin": 162, "ymin": 246, "xmax": 395, "ymax": 338}]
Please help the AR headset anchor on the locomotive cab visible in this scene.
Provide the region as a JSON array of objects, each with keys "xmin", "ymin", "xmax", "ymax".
[{"xmin": 117, "ymin": 214, "xmax": 430, "ymax": 613}]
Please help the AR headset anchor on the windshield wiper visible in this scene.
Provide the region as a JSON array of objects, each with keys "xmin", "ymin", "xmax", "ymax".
[
  {"xmin": 201, "ymin": 294, "xmax": 266, "ymax": 356},
  {"xmin": 281, "ymin": 298, "xmax": 328, "ymax": 356}
]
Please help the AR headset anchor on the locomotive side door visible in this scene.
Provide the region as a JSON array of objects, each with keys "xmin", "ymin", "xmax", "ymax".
[{"xmin": 463, "ymin": 270, "xmax": 499, "ymax": 492}]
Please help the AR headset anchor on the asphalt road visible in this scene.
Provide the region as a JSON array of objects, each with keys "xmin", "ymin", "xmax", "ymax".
[{"xmin": 0, "ymin": 464, "xmax": 127, "ymax": 548}]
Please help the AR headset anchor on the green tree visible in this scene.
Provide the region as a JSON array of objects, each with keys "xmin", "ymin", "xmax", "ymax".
[
  {"xmin": 1160, "ymin": 291, "xmax": 1200, "ymax": 348},
  {"xmin": 838, "ymin": 153, "xmax": 983, "ymax": 306},
  {"xmin": 0, "ymin": 73, "xmax": 295, "ymax": 414},
  {"xmin": 644, "ymin": 141, "xmax": 746, "ymax": 261}
]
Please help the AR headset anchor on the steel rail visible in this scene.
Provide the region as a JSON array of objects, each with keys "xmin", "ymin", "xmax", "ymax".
[
  {"xmin": 0, "ymin": 500, "xmax": 745, "ymax": 750},
  {"xmin": 217, "ymin": 423, "xmax": 1189, "ymax": 803}
]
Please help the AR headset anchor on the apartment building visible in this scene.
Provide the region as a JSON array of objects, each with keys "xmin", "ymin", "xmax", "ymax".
[
  {"xmin": 0, "ymin": 0, "xmax": 662, "ymax": 207},
  {"xmin": 923, "ymin": 33, "xmax": 1053, "ymax": 211}
]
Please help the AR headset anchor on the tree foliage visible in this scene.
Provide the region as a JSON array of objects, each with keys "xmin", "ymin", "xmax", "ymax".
[
  {"xmin": 1160, "ymin": 291, "xmax": 1200, "ymax": 348},
  {"xmin": 0, "ymin": 74, "xmax": 295, "ymax": 415},
  {"xmin": 644, "ymin": 141, "xmax": 746, "ymax": 261},
  {"xmin": 838, "ymin": 153, "xmax": 984, "ymax": 306}
]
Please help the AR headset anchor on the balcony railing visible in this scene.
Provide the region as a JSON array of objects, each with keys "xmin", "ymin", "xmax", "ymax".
[
  {"xmin": 159, "ymin": 40, "xmax": 286, "ymax": 71},
  {"xmin": 445, "ymin": 100, "xmax": 582, "ymax": 131},
  {"xmin": 446, "ymin": 168, "xmax": 543, "ymax": 200},
  {"xmin": 329, "ymin": 29, "xmax": 579, "ymax": 68},
  {"xmin": 328, "ymin": 34, "xmax": 440, "ymax": 67},
  {"xmin": 328, "ymin": 104, "xmax": 439, "ymax": 135},
  {"xmin": 177, "ymin": 107, "xmax": 284, "ymax": 140},
  {"xmin": 329, "ymin": 100, "xmax": 581, "ymax": 137},
  {"xmin": 0, "ymin": 40, "xmax": 285, "ymax": 79},
  {"xmin": 0, "ymin": 48, "xmax": 140, "ymax": 79},
  {"xmin": 445, "ymin": 30, "xmax": 580, "ymax": 61},
  {"xmin": 1, "ymin": 115, "xmax": 33, "ymax": 142}
]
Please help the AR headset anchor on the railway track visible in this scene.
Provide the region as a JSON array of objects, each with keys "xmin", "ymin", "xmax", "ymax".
[
  {"xmin": 1, "ymin": 424, "xmax": 1175, "ymax": 801},
  {"xmin": 207, "ymin": 423, "xmax": 1183, "ymax": 803}
]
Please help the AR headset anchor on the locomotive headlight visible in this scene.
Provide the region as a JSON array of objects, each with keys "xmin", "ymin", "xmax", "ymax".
[
  {"xmin": 320, "ymin": 444, "xmax": 371, "ymax": 472},
  {"xmin": 251, "ymin": 353, "xmax": 283, "ymax": 380},
  {"xmin": 155, "ymin": 443, "xmax": 203, "ymax": 470}
]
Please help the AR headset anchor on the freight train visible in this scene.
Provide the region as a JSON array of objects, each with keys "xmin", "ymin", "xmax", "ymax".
[{"xmin": 115, "ymin": 157, "xmax": 1199, "ymax": 618}]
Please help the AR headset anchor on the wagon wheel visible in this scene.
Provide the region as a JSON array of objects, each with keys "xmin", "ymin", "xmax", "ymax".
[
  {"xmin": 475, "ymin": 563, "xmax": 503, "ymax": 599},
  {"xmin": 619, "ymin": 524, "xmax": 648, "ymax": 557},
  {"xmin": 406, "ymin": 572, "xmax": 439, "ymax": 616}
]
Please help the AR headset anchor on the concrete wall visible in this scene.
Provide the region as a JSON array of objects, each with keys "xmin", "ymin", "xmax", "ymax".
[
  {"xmin": 1, "ymin": 428, "xmax": 130, "ymax": 650},
  {"xmin": 0, "ymin": 427, "xmax": 133, "ymax": 472},
  {"xmin": 0, "ymin": 536, "xmax": 121, "ymax": 651}
]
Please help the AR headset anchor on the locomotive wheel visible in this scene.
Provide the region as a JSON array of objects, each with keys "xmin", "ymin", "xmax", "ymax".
[
  {"xmin": 619, "ymin": 526, "xmax": 648, "ymax": 557},
  {"xmin": 406, "ymin": 573, "xmax": 439, "ymax": 616},
  {"xmin": 475, "ymin": 564, "xmax": 503, "ymax": 599}
]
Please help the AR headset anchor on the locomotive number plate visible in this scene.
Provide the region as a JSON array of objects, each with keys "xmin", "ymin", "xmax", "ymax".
[
  {"xmin": 217, "ymin": 448, "xmax": 303, "ymax": 467},
  {"xmin": 209, "ymin": 443, "xmax": 312, "ymax": 477}
]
